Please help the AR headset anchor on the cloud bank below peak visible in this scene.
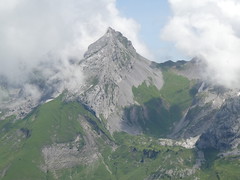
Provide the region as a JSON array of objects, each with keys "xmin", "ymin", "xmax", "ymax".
[
  {"xmin": 163, "ymin": 0, "xmax": 240, "ymax": 88},
  {"xmin": 0, "ymin": 0, "xmax": 152, "ymax": 84}
]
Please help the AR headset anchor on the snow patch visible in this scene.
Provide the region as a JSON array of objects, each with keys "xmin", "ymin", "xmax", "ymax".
[{"xmin": 45, "ymin": 99, "xmax": 54, "ymax": 103}]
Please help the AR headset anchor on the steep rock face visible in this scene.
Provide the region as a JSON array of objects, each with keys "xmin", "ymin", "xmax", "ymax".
[
  {"xmin": 0, "ymin": 76, "xmax": 61, "ymax": 120},
  {"xmin": 173, "ymin": 58, "xmax": 206, "ymax": 80},
  {"xmin": 164, "ymin": 61, "xmax": 239, "ymax": 141},
  {"xmin": 0, "ymin": 83, "xmax": 40, "ymax": 120},
  {"xmin": 155, "ymin": 60, "xmax": 240, "ymax": 152},
  {"xmin": 171, "ymin": 83, "xmax": 234, "ymax": 139},
  {"xmin": 196, "ymin": 97, "xmax": 240, "ymax": 151},
  {"xmin": 79, "ymin": 28, "xmax": 163, "ymax": 133}
]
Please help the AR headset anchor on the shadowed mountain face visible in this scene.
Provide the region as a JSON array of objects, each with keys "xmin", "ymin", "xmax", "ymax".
[{"xmin": 1, "ymin": 28, "xmax": 240, "ymax": 179}]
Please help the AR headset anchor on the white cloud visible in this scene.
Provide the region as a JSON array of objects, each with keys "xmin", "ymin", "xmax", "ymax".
[
  {"xmin": 163, "ymin": 0, "xmax": 240, "ymax": 88},
  {"xmin": 0, "ymin": 0, "xmax": 151, "ymax": 85}
]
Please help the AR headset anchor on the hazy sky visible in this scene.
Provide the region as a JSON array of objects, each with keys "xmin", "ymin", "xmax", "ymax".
[
  {"xmin": 116, "ymin": 0, "xmax": 189, "ymax": 61},
  {"xmin": 0, "ymin": 0, "xmax": 151, "ymax": 83},
  {"xmin": 118, "ymin": 0, "xmax": 240, "ymax": 88},
  {"xmin": 163, "ymin": 0, "xmax": 240, "ymax": 88}
]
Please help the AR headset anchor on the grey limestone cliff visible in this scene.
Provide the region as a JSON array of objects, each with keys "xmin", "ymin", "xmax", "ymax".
[
  {"xmin": 196, "ymin": 96, "xmax": 240, "ymax": 151},
  {"xmin": 79, "ymin": 27, "xmax": 164, "ymax": 133}
]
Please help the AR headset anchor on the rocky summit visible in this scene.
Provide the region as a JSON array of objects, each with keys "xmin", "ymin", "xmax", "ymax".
[
  {"xmin": 0, "ymin": 28, "xmax": 240, "ymax": 180},
  {"xmin": 79, "ymin": 27, "xmax": 163, "ymax": 133}
]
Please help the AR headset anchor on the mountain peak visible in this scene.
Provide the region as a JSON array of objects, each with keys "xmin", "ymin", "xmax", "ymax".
[
  {"xmin": 105, "ymin": 27, "xmax": 134, "ymax": 49},
  {"xmin": 106, "ymin": 27, "xmax": 116, "ymax": 34},
  {"xmin": 84, "ymin": 27, "xmax": 135, "ymax": 58},
  {"xmin": 105, "ymin": 27, "xmax": 123, "ymax": 39}
]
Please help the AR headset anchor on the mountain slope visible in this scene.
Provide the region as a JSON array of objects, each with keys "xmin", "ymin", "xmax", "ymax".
[
  {"xmin": 1, "ymin": 28, "xmax": 240, "ymax": 179},
  {"xmin": 1, "ymin": 95, "xmax": 240, "ymax": 180},
  {"xmin": 0, "ymin": 93, "xmax": 200, "ymax": 179},
  {"xmin": 78, "ymin": 27, "xmax": 164, "ymax": 133}
]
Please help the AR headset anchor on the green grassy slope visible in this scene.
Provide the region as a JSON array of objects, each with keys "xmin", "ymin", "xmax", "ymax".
[
  {"xmin": 132, "ymin": 70, "xmax": 193, "ymax": 109},
  {"xmin": 132, "ymin": 81, "xmax": 160, "ymax": 104},
  {"xmin": 160, "ymin": 70, "xmax": 193, "ymax": 110},
  {"xmin": 0, "ymin": 95, "xmax": 109, "ymax": 180},
  {"xmin": 58, "ymin": 134, "xmax": 240, "ymax": 180},
  {"xmin": 51, "ymin": 132, "xmax": 198, "ymax": 180},
  {"xmin": 0, "ymin": 96, "xmax": 198, "ymax": 180},
  {"xmin": 130, "ymin": 70, "xmax": 194, "ymax": 137},
  {"xmin": 1, "ymin": 100, "xmax": 240, "ymax": 180}
]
